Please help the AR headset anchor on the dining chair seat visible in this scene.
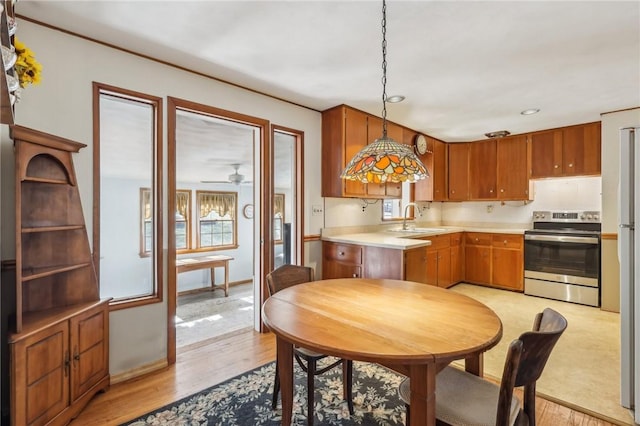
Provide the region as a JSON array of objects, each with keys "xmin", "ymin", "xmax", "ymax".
[{"xmin": 399, "ymin": 366, "xmax": 521, "ymax": 426}]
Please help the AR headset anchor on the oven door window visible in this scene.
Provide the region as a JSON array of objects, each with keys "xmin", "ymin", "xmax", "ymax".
[{"xmin": 524, "ymin": 237, "xmax": 599, "ymax": 280}]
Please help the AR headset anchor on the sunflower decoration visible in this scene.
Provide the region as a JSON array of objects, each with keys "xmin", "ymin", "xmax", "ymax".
[{"xmin": 13, "ymin": 36, "xmax": 42, "ymax": 88}]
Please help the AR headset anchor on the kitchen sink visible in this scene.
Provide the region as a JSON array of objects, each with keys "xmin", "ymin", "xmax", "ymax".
[{"xmin": 387, "ymin": 227, "xmax": 446, "ymax": 234}]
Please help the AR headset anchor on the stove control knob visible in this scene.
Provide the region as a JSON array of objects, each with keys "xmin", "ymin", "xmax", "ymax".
[
  {"xmin": 593, "ymin": 214, "xmax": 599, "ymax": 221},
  {"xmin": 587, "ymin": 214, "xmax": 593, "ymax": 220},
  {"xmin": 580, "ymin": 214, "xmax": 586, "ymax": 220}
]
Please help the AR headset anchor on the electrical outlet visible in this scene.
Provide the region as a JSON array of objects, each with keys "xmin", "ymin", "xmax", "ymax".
[{"xmin": 312, "ymin": 205, "xmax": 323, "ymax": 216}]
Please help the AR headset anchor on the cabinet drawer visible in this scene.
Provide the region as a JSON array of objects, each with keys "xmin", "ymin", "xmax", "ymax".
[
  {"xmin": 449, "ymin": 232, "xmax": 462, "ymax": 246},
  {"xmin": 324, "ymin": 242, "xmax": 362, "ymax": 264},
  {"xmin": 465, "ymin": 232, "xmax": 492, "ymax": 246},
  {"xmin": 424, "ymin": 234, "xmax": 450, "ymax": 250},
  {"xmin": 491, "ymin": 234, "xmax": 523, "ymax": 249}
]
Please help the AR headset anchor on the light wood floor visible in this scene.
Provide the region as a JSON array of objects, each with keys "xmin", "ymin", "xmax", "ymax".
[{"xmin": 71, "ymin": 330, "xmax": 617, "ymax": 426}]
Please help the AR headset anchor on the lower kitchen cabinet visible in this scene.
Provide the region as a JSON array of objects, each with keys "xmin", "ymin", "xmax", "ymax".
[
  {"xmin": 450, "ymin": 233, "xmax": 464, "ymax": 284},
  {"xmin": 465, "ymin": 232, "xmax": 523, "ymax": 291},
  {"xmin": 404, "ymin": 247, "xmax": 428, "ymax": 284},
  {"xmin": 322, "ymin": 241, "xmax": 403, "ymax": 279},
  {"xmin": 491, "ymin": 234, "xmax": 524, "ymax": 291},
  {"xmin": 9, "ymin": 300, "xmax": 110, "ymax": 426}
]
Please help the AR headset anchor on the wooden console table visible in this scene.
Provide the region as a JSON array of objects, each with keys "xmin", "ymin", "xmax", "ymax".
[{"xmin": 176, "ymin": 255, "xmax": 234, "ymax": 296}]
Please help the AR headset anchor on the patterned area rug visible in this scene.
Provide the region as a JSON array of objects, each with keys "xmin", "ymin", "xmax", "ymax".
[{"xmin": 122, "ymin": 360, "xmax": 406, "ymax": 425}]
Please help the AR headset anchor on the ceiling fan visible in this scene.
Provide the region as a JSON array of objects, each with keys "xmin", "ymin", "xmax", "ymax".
[{"xmin": 201, "ymin": 163, "xmax": 252, "ymax": 185}]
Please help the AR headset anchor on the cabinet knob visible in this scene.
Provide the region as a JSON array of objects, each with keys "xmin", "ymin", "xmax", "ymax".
[
  {"xmin": 568, "ymin": 163, "xmax": 573, "ymax": 168},
  {"xmin": 352, "ymin": 273, "xmax": 358, "ymax": 278},
  {"xmin": 504, "ymin": 240, "xmax": 508, "ymax": 245},
  {"xmin": 489, "ymin": 189, "xmax": 494, "ymax": 193},
  {"xmin": 339, "ymin": 251, "xmax": 344, "ymax": 256},
  {"xmin": 451, "ymin": 190, "xmax": 455, "ymax": 194},
  {"xmin": 500, "ymin": 189, "xmax": 504, "ymax": 193},
  {"xmin": 475, "ymin": 238, "xmax": 479, "ymax": 242},
  {"xmin": 554, "ymin": 164, "xmax": 559, "ymax": 168}
]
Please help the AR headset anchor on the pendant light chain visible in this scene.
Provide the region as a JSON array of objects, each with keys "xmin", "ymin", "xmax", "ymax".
[{"xmin": 381, "ymin": 0, "xmax": 388, "ymax": 138}]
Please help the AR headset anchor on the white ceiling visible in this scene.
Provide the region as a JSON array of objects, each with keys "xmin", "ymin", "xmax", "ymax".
[{"xmin": 16, "ymin": 1, "xmax": 640, "ymax": 180}]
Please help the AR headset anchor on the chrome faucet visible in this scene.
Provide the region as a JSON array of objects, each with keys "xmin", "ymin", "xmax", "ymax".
[{"xmin": 402, "ymin": 202, "xmax": 418, "ymax": 230}]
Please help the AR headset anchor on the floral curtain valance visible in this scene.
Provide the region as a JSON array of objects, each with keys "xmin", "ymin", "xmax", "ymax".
[
  {"xmin": 141, "ymin": 188, "xmax": 151, "ymax": 220},
  {"xmin": 274, "ymin": 193, "xmax": 284, "ymax": 218},
  {"xmin": 176, "ymin": 191, "xmax": 190, "ymax": 218},
  {"xmin": 200, "ymin": 193, "xmax": 236, "ymax": 219}
]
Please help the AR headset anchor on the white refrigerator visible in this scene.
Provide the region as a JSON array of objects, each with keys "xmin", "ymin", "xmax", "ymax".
[{"xmin": 620, "ymin": 126, "xmax": 640, "ymax": 423}]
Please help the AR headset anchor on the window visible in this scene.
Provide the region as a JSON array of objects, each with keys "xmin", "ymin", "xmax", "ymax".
[
  {"xmin": 197, "ymin": 191, "xmax": 237, "ymax": 249},
  {"xmin": 175, "ymin": 190, "xmax": 191, "ymax": 251},
  {"xmin": 273, "ymin": 193, "xmax": 285, "ymax": 243},
  {"xmin": 140, "ymin": 188, "xmax": 152, "ymax": 255},
  {"xmin": 93, "ymin": 83, "xmax": 163, "ymax": 308}
]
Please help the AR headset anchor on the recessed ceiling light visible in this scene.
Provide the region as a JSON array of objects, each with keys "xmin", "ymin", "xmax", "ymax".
[
  {"xmin": 386, "ymin": 95, "xmax": 405, "ymax": 103},
  {"xmin": 484, "ymin": 130, "xmax": 511, "ymax": 138},
  {"xmin": 521, "ymin": 108, "xmax": 540, "ymax": 115}
]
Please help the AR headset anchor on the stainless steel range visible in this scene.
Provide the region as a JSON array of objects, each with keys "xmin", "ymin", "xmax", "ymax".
[{"xmin": 524, "ymin": 210, "xmax": 601, "ymax": 307}]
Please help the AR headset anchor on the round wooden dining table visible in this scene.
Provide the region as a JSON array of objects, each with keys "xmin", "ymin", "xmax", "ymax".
[{"xmin": 262, "ymin": 278, "xmax": 503, "ymax": 426}]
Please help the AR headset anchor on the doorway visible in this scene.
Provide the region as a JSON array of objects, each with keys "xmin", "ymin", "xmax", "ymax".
[{"xmin": 167, "ymin": 97, "xmax": 272, "ymax": 363}]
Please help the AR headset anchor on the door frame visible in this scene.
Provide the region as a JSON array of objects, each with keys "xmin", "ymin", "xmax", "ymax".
[{"xmin": 167, "ymin": 97, "xmax": 272, "ymax": 364}]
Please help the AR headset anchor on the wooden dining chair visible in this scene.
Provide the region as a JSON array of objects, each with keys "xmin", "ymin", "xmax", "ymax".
[
  {"xmin": 266, "ymin": 264, "xmax": 354, "ymax": 424},
  {"xmin": 398, "ymin": 307, "xmax": 567, "ymax": 426}
]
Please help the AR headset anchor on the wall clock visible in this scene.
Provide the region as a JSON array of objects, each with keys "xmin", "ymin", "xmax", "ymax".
[
  {"xmin": 415, "ymin": 134, "xmax": 428, "ymax": 155},
  {"xmin": 243, "ymin": 204, "xmax": 254, "ymax": 219}
]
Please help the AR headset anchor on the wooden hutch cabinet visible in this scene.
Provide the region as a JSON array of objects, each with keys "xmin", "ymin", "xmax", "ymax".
[{"xmin": 8, "ymin": 126, "xmax": 110, "ymax": 426}]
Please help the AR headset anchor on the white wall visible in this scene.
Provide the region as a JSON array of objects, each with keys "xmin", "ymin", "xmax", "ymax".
[{"xmin": 0, "ymin": 20, "xmax": 323, "ymax": 376}]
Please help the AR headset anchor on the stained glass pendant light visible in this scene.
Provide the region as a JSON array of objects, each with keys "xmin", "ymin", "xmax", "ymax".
[{"xmin": 341, "ymin": 0, "xmax": 428, "ymax": 184}]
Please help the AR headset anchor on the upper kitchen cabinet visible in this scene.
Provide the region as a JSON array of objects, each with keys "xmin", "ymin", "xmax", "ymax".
[
  {"xmin": 415, "ymin": 136, "xmax": 448, "ymax": 202},
  {"xmin": 321, "ymin": 104, "xmax": 412, "ymax": 199},
  {"xmin": 322, "ymin": 105, "xmax": 368, "ymax": 198},
  {"xmin": 469, "ymin": 139, "xmax": 497, "ymax": 199},
  {"xmin": 530, "ymin": 121, "xmax": 601, "ymax": 179},
  {"xmin": 448, "ymin": 143, "xmax": 470, "ymax": 201},
  {"xmin": 562, "ymin": 121, "xmax": 601, "ymax": 176},
  {"xmin": 496, "ymin": 134, "xmax": 531, "ymax": 200}
]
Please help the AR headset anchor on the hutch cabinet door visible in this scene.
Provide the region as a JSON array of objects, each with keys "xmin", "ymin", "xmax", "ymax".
[
  {"xmin": 70, "ymin": 302, "xmax": 109, "ymax": 400},
  {"xmin": 11, "ymin": 322, "xmax": 70, "ymax": 426}
]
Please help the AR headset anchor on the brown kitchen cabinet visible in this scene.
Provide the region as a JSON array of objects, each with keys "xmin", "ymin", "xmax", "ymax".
[
  {"xmin": 404, "ymin": 246, "xmax": 428, "ymax": 284},
  {"xmin": 491, "ymin": 234, "xmax": 524, "ymax": 291},
  {"xmin": 321, "ymin": 104, "xmax": 411, "ymax": 199},
  {"xmin": 449, "ymin": 233, "xmax": 464, "ymax": 285},
  {"xmin": 405, "ymin": 234, "xmax": 459, "ymax": 288},
  {"xmin": 530, "ymin": 121, "xmax": 601, "ymax": 178},
  {"xmin": 497, "ymin": 134, "xmax": 531, "ymax": 200},
  {"xmin": 9, "ymin": 126, "xmax": 110, "ymax": 426},
  {"xmin": 469, "ymin": 140, "xmax": 497, "ymax": 199},
  {"xmin": 322, "ymin": 241, "xmax": 403, "ymax": 280},
  {"xmin": 464, "ymin": 233, "xmax": 492, "ymax": 285},
  {"xmin": 464, "ymin": 232, "xmax": 524, "ymax": 291},
  {"xmin": 414, "ymin": 137, "xmax": 448, "ymax": 202},
  {"xmin": 448, "ymin": 143, "xmax": 470, "ymax": 201},
  {"xmin": 322, "ymin": 241, "xmax": 363, "ymax": 279}
]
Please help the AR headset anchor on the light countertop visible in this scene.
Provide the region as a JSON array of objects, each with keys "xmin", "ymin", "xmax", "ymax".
[{"xmin": 321, "ymin": 226, "xmax": 527, "ymax": 250}]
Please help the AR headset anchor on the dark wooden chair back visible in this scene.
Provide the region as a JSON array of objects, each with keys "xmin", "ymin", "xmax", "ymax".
[
  {"xmin": 497, "ymin": 308, "xmax": 568, "ymax": 426},
  {"xmin": 266, "ymin": 264, "xmax": 314, "ymax": 296}
]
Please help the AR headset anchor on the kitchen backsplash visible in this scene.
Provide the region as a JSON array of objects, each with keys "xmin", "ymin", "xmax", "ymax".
[{"xmin": 323, "ymin": 176, "xmax": 601, "ymax": 229}]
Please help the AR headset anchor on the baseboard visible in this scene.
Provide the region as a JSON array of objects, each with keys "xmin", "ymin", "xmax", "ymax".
[
  {"xmin": 110, "ymin": 358, "xmax": 168, "ymax": 385},
  {"xmin": 178, "ymin": 279, "xmax": 252, "ymax": 296}
]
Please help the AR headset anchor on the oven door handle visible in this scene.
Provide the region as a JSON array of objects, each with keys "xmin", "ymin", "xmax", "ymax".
[{"xmin": 524, "ymin": 234, "xmax": 599, "ymax": 244}]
